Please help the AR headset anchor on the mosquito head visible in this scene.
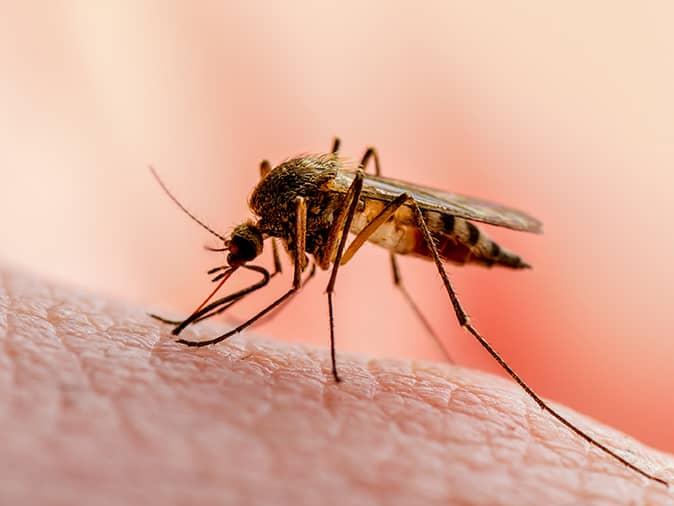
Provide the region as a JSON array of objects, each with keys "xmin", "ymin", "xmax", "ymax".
[{"xmin": 226, "ymin": 222, "xmax": 264, "ymax": 267}]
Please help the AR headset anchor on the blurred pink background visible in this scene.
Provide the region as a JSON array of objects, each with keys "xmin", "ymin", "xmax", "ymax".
[{"xmin": 2, "ymin": 2, "xmax": 673, "ymax": 451}]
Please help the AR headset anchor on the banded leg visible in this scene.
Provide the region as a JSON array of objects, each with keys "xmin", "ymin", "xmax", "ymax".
[
  {"xmin": 176, "ymin": 196, "xmax": 309, "ymax": 347},
  {"xmin": 407, "ymin": 196, "xmax": 666, "ymax": 486}
]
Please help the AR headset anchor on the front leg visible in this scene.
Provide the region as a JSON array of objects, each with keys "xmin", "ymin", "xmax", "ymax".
[
  {"xmin": 322, "ymin": 169, "xmax": 365, "ymax": 382},
  {"xmin": 176, "ymin": 196, "xmax": 309, "ymax": 347}
]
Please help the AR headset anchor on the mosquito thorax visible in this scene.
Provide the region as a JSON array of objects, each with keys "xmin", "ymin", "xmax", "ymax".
[
  {"xmin": 248, "ymin": 155, "xmax": 344, "ymax": 257},
  {"xmin": 227, "ymin": 223, "xmax": 263, "ymax": 266}
]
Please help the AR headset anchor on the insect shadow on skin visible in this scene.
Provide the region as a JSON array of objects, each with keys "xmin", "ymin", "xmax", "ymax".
[{"xmin": 148, "ymin": 138, "xmax": 668, "ymax": 487}]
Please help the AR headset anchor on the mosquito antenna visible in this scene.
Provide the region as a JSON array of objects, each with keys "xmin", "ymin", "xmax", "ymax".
[{"xmin": 149, "ymin": 165, "xmax": 226, "ymax": 242}]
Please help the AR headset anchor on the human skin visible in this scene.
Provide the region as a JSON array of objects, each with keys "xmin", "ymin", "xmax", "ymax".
[{"xmin": 1, "ymin": 266, "xmax": 672, "ymax": 506}]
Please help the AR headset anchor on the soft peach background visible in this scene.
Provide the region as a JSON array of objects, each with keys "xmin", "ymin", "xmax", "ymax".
[{"xmin": 1, "ymin": 2, "xmax": 673, "ymax": 451}]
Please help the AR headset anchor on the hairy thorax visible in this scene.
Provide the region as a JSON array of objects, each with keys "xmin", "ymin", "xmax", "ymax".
[{"xmin": 249, "ymin": 155, "xmax": 345, "ymax": 266}]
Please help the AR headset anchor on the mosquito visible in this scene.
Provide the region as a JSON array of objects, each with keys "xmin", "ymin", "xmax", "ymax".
[{"xmin": 149, "ymin": 138, "xmax": 667, "ymax": 486}]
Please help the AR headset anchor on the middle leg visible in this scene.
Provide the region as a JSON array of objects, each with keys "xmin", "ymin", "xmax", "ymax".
[{"xmin": 323, "ymin": 169, "xmax": 365, "ymax": 382}]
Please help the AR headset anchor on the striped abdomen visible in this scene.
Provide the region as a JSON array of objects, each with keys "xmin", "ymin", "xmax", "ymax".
[{"xmin": 349, "ymin": 199, "xmax": 530, "ymax": 269}]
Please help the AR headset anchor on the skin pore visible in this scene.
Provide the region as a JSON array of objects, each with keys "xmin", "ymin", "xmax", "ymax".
[{"xmin": 0, "ymin": 265, "xmax": 672, "ymax": 506}]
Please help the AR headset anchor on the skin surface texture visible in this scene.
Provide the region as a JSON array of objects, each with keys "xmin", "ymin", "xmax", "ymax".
[{"xmin": 0, "ymin": 266, "xmax": 672, "ymax": 506}]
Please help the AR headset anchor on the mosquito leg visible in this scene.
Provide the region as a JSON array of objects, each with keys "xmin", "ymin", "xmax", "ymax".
[
  {"xmin": 332, "ymin": 140, "xmax": 380, "ymax": 175},
  {"xmin": 390, "ymin": 249, "xmax": 455, "ymax": 363},
  {"xmin": 259, "ymin": 159, "xmax": 272, "ymax": 179},
  {"xmin": 152, "ymin": 265, "xmax": 267, "ymax": 332},
  {"xmin": 150, "ymin": 266, "xmax": 231, "ymax": 325},
  {"xmin": 407, "ymin": 196, "xmax": 667, "ymax": 486},
  {"xmin": 271, "ymin": 238, "xmax": 283, "ymax": 275},
  {"xmin": 324, "ymin": 170, "xmax": 365, "ymax": 382},
  {"xmin": 177, "ymin": 265, "xmax": 273, "ymax": 326},
  {"xmin": 149, "ymin": 294, "xmax": 237, "ymax": 327},
  {"xmin": 229, "ymin": 262, "xmax": 318, "ymax": 328},
  {"xmin": 177, "ymin": 196, "xmax": 309, "ymax": 348},
  {"xmin": 150, "ymin": 262, "xmax": 267, "ymax": 327},
  {"xmin": 149, "ymin": 266, "xmax": 238, "ymax": 332},
  {"xmin": 148, "ymin": 314, "xmax": 182, "ymax": 325},
  {"xmin": 176, "ymin": 288, "xmax": 297, "ymax": 347},
  {"xmin": 265, "ymin": 262, "xmax": 316, "ymax": 326},
  {"xmin": 359, "ymin": 147, "xmax": 381, "ymax": 176},
  {"xmin": 331, "ymin": 137, "xmax": 341, "ymax": 154}
]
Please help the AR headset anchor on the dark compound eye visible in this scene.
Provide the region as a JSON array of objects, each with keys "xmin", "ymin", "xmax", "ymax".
[
  {"xmin": 226, "ymin": 223, "xmax": 263, "ymax": 266},
  {"xmin": 228, "ymin": 235, "xmax": 257, "ymax": 263}
]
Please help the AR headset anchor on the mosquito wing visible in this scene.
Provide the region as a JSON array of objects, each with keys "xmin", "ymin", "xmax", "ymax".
[{"xmin": 331, "ymin": 170, "xmax": 542, "ymax": 233}]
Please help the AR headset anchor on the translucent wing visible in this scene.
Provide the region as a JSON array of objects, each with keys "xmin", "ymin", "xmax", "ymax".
[{"xmin": 331, "ymin": 169, "xmax": 542, "ymax": 233}]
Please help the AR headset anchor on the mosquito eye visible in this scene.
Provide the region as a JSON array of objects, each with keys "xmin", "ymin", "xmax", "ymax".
[
  {"xmin": 226, "ymin": 223, "xmax": 263, "ymax": 266},
  {"xmin": 228, "ymin": 236, "xmax": 257, "ymax": 264}
]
